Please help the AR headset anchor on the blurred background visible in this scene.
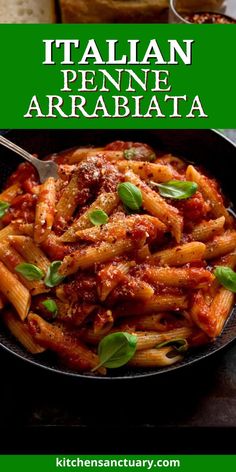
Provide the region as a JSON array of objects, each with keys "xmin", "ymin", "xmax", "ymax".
[{"xmin": 0, "ymin": 0, "xmax": 236, "ymax": 24}]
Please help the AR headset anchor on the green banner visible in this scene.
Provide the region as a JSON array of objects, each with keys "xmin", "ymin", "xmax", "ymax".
[
  {"xmin": 0, "ymin": 24, "xmax": 235, "ymax": 129},
  {"xmin": 1, "ymin": 455, "xmax": 236, "ymax": 472}
]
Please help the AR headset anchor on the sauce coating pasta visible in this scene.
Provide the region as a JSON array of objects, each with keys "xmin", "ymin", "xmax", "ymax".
[{"xmin": 0, "ymin": 140, "xmax": 235, "ymax": 375}]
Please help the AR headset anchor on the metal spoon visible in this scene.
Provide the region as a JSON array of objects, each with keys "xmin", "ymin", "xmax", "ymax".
[{"xmin": 0, "ymin": 135, "xmax": 59, "ymax": 183}]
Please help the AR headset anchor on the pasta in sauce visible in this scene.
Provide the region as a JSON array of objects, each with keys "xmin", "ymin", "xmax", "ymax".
[{"xmin": 0, "ymin": 140, "xmax": 235, "ymax": 375}]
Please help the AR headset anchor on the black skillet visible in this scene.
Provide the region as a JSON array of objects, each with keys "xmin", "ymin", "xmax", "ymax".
[{"xmin": 0, "ymin": 129, "xmax": 236, "ymax": 380}]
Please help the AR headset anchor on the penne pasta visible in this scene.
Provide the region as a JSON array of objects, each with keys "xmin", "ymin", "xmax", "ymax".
[
  {"xmin": 205, "ymin": 231, "xmax": 236, "ymax": 260},
  {"xmin": 68, "ymin": 147, "xmax": 118, "ymax": 164},
  {"xmin": 0, "ymin": 223, "xmax": 19, "ymax": 243},
  {"xmin": 0, "ymin": 241, "xmax": 47, "ymax": 295},
  {"xmin": 0, "ymin": 291, "xmax": 6, "ymax": 310},
  {"xmin": 93, "ymin": 309, "xmax": 114, "ymax": 335},
  {"xmin": 0, "ymin": 138, "xmax": 235, "ymax": 375},
  {"xmin": 11, "ymin": 221, "xmax": 34, "ymax": 237},
  {"xmin": 28, "ymin": 313, "xmax": 105, "ymax": 374},
  {"xmin": 3, "ymin": 310, "xmax": 45, "ymax": 354},
  {"xmin": 60, "ymin": 192, "xmax": 119, "ymax": 242},
  {"xmin": 0, "ymin": 183, "xmax": 22, "ymax": 203},
  {"xmin": 9, "ymin": 235, "xmax": 50, "ymax": 273},
  {"xmin": 135, "ymin": 327, "xmax": 193, "ymax": 350},
  {"xmin": 0, "ymin": 261, "xmax": 31, "ymax": 320},
  {"xmin": 209, "ymin": 288, "xmax": 234, "ymax": 337},
  {"xmin": 140, "ymin": 266, "xmax": 214, "ymax": 288},
  {"xmin": 151, "ymin": 242, "xmax": 206, "ymax": 266},
  {"xmin": 54, "ymin": 172, "xmax": 81, "ymax": 227},
  {"xmin": 59, "ymin": 238, "xmax": 144, "ymax": 276},
  {"xmin": 111, "ymin": 275, "xmax": 154, "ymax": 301},
  {"xmin": 186, "ymin": 165, "xmax": 231, "ymax": 224},
  {"xmin": 76, "ymin": 214, "xmax": 166, "ymax": 243},
  {"xmin": 129, "ymin": 346, "xmax": 183, "ymax": 367},
  {"xmin": 34, "ymin": 177, "xmax": 56, "ymax": 243},
  {"xmin": 117, "ymin": 161, "xmax": 173, "ymax": 182},
  {"xmin": 124, "ymin": 170, "xmax": 183, "ymax": 242},
  {"xmin": 97, "ymin": 260, "xmax": 134, "ymax": 301},
  {"xmin": 115, "ymin": 294, "xmax": 188, "ymax": 317},
  {"xmin": 191, "ymin": 216, "xmax": 225, "ymax": 242}
]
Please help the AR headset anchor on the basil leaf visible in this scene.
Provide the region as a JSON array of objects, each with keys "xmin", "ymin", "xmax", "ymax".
[
  {"xmin": 151, "ymin": 180, "xmax": 198, "ymax": 200},
  {"xmin": 44, "ymin": 261, "xmax": 65, "ymax": 288},
  {"xmin": 156, "ymin": 338, "xmax": 188, "ymax": 353},
  {"xmin": 88, "ymin": 209, "xmax": 108, "ymax": 226},
  {"xmin": 92, "ymin": 332, "xmax": 137, "ymax": 371},
  {"xmin": 124, "ymin": 148, "xmax": 155, "ymax": 162},
  {"xmin": 118, "ymin": 182, "xmax": 142, "ymax": 210},
  {"xmin": 42, "ymin": 299, "xmax": 58, "ymax": 317},
  {"xmin": 214, "ymin": 266, "xmax": 236, "ymax": 293},
  {"xmin": 0, "ymin": 201, "xmax": 10, "ymax": 218},
  {"xmin": 15, "ymin": 263, "xmax": 44, "ymax": 281}
]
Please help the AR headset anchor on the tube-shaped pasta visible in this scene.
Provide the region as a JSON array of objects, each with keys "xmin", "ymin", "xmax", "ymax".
[
  {"xmin": 0, "ymin": 183, "xmax": 22, "ymax": 203},
  {"xmin": 117, "ymin": 161, "xmax": 173, "ymax": 182},
  {"xmin": 0, "ymin": 291, "xmax": 6, "ymax": 309},
  {"xmin": 115, "ymin": 294, "xmax": 188, "ymax": 317},
  {"xmin": 141, "ymin": 266, "xmax": 214, "ymax": 288},
  {"xmin": 111, "ymin": 275, "xmax": 154, "ymax": 301},
  {"xmin": 9, "ymin": 235, "xmax": 50, "ymax": 273},
  {"xmin": 0, "ymin": 261, "xmax": 31, "ymax": 320},
  {"xmin": 93, "ymin": 309, "xmax": 114, "ymax": 335},
  {"xmin": 152, "ymin": 242, "xmax": 206, "ymax": 266},
  {"xmin": 34, "ymin": 177, "xmax": 56, "ymax": 243},
  {"xmin": 156, "ymin": 154, "xmax": 186, "ymax": 172},
  {"xmin": 191, "ymin": 216, "xmax": 225, "ymax": 242},
  {"xmin": 186, "ymin": 165, "xmax": 231, "ymax": 224},
  {"xmin": 135, "ymin": 327, "xmax": 193, "ymax": 350},
  {"xmin": 0, "ymin": 242, "xmax": 47, "ymax": 295},
  {"xmin": 209, "ymin": 288, "xmax": 234, "ymax": 337},
  {"xmin": 69, "ymin": 148, "xmax": 123, "ymax": 164},
  {"xmin": 54, "ymin": 172, "xmax": 81, "ymax": 227},
  {"xmin": 11, "ymin": 221, "xmax": 34, "ymax": 237},
  {"xmin": 3, "ymin": 310, "xmax": 45, "ymax": 354},
  {"xmin": 129, "ymin": 347, "xmax": 183, "ymax": 367},
  {"xmin": 76, "ymin": 215, "xmax": 166, "ymax": 243},
  {"xmin": 59, "ymin": 238, "xmax": 143, "ymax": 276},
  {"xmin": 137, "ymin": 244, "xmax": 152, "ymax": 261},
  {"xmin": 209, "ymin": 252, "xmax": 236, "ymax": 297},
  {"xmin": 0, "ymin": 223, "xmax": 19, "ymax": 243},
  {"xmin": 28, "ymin": 313, "xmax": 105, "ymax": 374},
  {"xmin": 205, "ymin": 231, "xmax": 236, "ymax": 260},
  {"xmin": 124, "ymin": 170, "xmax": 183, "ymax": 242},
  {"xmin": 60, "ymin": 192, "xmax": 119, "ymax": 242},
  {"xmin": 97, "ymin": 260, "xmax": 134, "ymax": 301},
  {"xmin": 125, "ymin": 313, "xmax": 192, "ymax": 332}
]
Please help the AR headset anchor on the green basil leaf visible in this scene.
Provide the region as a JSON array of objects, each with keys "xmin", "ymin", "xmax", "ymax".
[
  {"xmin": 44, "ymin": 261, "xmax": 65, "ymax": 288},
  {"xmin": 92, "ymin": 332, "xmax": 137, "ymax": 371},
  {"xmin": 151, "ymin": 180, "xmax": 198, "ymax": 200},
  {"xmin": 214, "ymin": 266, "xmax": 236, "ymax": 293},
  {"xmin": 88, "ymin": 209, "xmax": 109, "ymax": 226},
  {"xmin": 124, "ymin": 148, "xmax": 155, "ymax": 162},
  {"xmin": 156, "ymin": 338, "xmax": 188, "ymax": 353},
  {"xmin": 42, "ymin": 299, "xmax": 58, "ymax": 317},
  {"xmin": 118, "ymin": 182, "xmax": 142, "ymax": 210},
  {"xmin": 15, "ymin": 263, "xmax": 44, "ymax": 281},
  {"xmin": 0, "ymin": 201, "xmax": 10, "ymax": 218}
]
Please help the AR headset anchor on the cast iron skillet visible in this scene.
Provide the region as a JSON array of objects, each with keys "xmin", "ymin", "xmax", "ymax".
[{"xmin": 0, "ymin": 129, "xmax": 236, "ymax": 380}]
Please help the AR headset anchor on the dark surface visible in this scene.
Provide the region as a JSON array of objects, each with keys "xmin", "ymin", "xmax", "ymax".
[{"xmin": 0, "ymin": 129, "xmax": 236, "ymax": 453}]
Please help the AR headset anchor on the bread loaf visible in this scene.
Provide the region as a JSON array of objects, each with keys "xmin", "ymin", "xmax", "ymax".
[
  {"xmin": 60, "ymin": 0, "xmax": 169, "ymax": 24},
  {"xmin": 0, "ymin": 0, "xmax": 56, "ymax": 23}
]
